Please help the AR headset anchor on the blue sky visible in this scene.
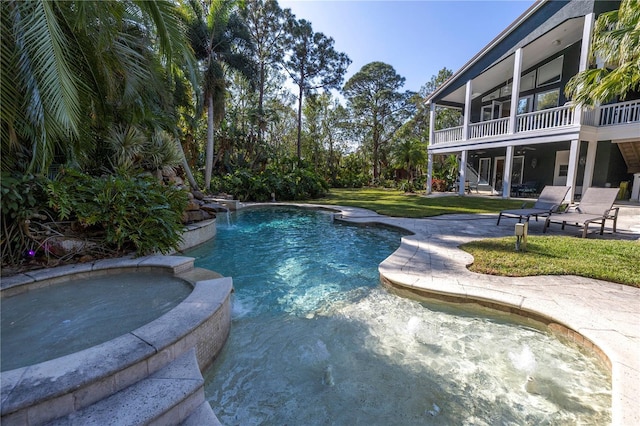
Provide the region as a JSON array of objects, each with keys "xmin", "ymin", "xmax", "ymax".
[{"xmin": 279, "ymin": 0, "xmax": 533, "ymax": 93}]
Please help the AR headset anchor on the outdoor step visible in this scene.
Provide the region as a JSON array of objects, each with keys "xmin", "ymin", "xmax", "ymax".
[
  {"xmin": 181, "ymin": 402, "xmax": 222, "ymax": 426},
  {"xmin": 48, "ymin": 349, "xmax": 205, "ymax": 426}
]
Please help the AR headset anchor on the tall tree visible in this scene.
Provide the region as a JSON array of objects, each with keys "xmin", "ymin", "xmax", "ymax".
[
  {"xmin": 283, "ymin": 18, "xmax": 350, "ymax": 160},
  {"xmin": 186, "ymin": 0, "xmax": 256, "ymax": 190},
  {"xmin": 241, "ymin": 0, "xmax": 291, "ymax": 141},
  {"xmin": 565, "ymin": 0, "xmax": 640, "ymax": 106},
  {"xmin": 343, "ymin": 62, "xmax": 411, "ymax": 180}
]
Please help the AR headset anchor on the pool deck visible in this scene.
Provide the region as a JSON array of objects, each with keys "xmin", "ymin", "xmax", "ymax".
[{"xmin": 314, "ymin": 203, "xmax": 640, "ymax": 426}]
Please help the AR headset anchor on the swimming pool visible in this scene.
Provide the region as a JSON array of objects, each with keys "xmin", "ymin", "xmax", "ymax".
[{"xmin": 185, "ymin": 207, "xmax": 610, "ymax": 424}]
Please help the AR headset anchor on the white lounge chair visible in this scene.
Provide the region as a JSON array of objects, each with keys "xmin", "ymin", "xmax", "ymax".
[
  {"xmin": 497, "ymin": 186, "xmax": 570, "ymax": 225},
  {"xmin": 543, "ymin": 187, "xmax": 620, "ymax": 238}
]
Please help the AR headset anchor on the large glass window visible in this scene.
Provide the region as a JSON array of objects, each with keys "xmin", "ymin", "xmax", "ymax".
[
  {"xmin": 481, "ymin": 89, "xmax": 500, "ymax": 103},
  {"xmin": 511, "ymin": 156, "xmax": 524, "ymax": 185},
  {"xmin": 500, "ymin": 82, "xmax": 512, "ymax": 97},
  {"xmin": 536, "ymin": 56, "xmax": 563, "ymax": 87},
  {"xmin": 535, "ymin": 89, "xmax": 560, "ymax": 111},
  {"xmin": 478, "ymin": 158, "xmax": 491, "ymax": 184},
  {"xmin": 520, "ymin": 70, "xmax": 536, "ymax": 92},
  {"xmin": 517, "ymin": 96, "xmax": 533, "ymax": 114}
]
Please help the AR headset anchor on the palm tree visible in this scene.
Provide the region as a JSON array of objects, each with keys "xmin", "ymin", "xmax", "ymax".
[
  {"xmin": 392, "ymin": 138, "xmax": 427, "ymax": 183},
  {"xmin": 565, "ymin": 0, "xmax": 640, "ymax": 106},
  {"xmin": 1, "ymin": 0, "xmax": 196, "ymax": 175},
  {"xmin": 185, "ymin": 0, "xmax": 256, "ymax": 190}
]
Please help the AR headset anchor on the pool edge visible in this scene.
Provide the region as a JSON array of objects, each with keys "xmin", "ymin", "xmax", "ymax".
[{"xmin": 0, "ymin": 256, "xmax": 232, "ymax": 425}]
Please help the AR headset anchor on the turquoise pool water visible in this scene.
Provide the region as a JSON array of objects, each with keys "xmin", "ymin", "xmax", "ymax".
[
  {"xmin": 185, "ymin": 207, "xmax": 611, "ymax": 425},
  {"xmin": 1, "ymin": 272, "xmax": 191, "ymax": 371}
]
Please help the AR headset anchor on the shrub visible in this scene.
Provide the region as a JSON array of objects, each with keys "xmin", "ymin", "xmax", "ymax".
[
  {"xmin": 431, "ymin": 178, "xmax": 448, "ymax": 192},
  {"xmin": 1, "ymin": 172, "xmax": 48, "ymax": 266},
  {"xmin": 213, "ymin": 164, "xmax": 329, "ymax": 202},
  {"xmin": 46, "ymin": 170, "xmax": 188, "ymax": 255}
]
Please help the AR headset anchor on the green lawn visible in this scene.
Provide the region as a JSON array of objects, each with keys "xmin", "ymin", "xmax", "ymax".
[
  {"xmin": 462, "ymin": 236, "xmax": 640, "ymax": 287},
  {"xmin": 310, "ymin": 188, "xmax": 524, "ymax": 217},
  {"xmin": 308, "ymin": 188, "xmax": 640, "ymax": 286}
]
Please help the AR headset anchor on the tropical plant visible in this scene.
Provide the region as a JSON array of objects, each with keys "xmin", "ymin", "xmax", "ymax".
[
  {"xmin": 565, "ymin": 0, "xmax": 640, "ymax": 106},
  {"xmin": 391, "ymin": 137, "xmax": 427, "ymax": 183},
  {"xmin": 185, "ymin": 0, "xmax": 257, "ymax": 190},
  {"xmin": 1, "ymin": 0, "xmax": 195, "ymax": 175},
  {"xmin": 0, "ymin": 172, "xmax": 48, "ymax": 266},
  {"xmin": 214, "ymin": 159, "xmax": 328, "ymax": 201},
  {"xmin": 45, "ymin": 170, "xmax": 189, "ymax": 255}
]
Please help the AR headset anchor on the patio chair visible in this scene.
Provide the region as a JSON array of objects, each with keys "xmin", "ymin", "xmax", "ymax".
[
  {"xmin": 543, "ymin": 187, "xmax": 620, "ymax": 238},
  {"xmin": 497, "ymin": 185, "xmax": 570, "ymax": 225}
]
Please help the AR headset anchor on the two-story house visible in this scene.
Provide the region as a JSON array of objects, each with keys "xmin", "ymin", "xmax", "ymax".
[{"xmin": 425, "ymin": 0, "xmax": 639, "ymax": 202}]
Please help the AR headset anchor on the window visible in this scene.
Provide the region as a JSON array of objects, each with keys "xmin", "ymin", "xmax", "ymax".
[
  {"xmin": 535, "ymin": 89, "xmax": 559, "ymax": 111},
  {"xmin": 517, "ymin": 96, "xmax": 533, "ymax": 114},
  {"xmin": 520, "ymin": 70, "xmax": 536, "ymax": 92},
  {"xmin": 511, "ymin": 156, "xmax": 524, "ymax": 185},
  {"xmin": 558, "ymin": 164, "xmax": 568, "ymax": 177},
  {"xmin": 536, "ymin": 56, "xmax": 563, "ymax": 87},
  {"xmin": 481, "ymin": 106, "xmax": 493, "ymax": 121},
  {"xmin": 481, "ymin": 89, "xmax": 500, "ymax": 103},
  {"xmin": 478, "ymin": 158, "xmax": 491, "ymax": 184},
  {"xmin": 500, "ymin": 82, "xmax": 512, "ymax": 97}
]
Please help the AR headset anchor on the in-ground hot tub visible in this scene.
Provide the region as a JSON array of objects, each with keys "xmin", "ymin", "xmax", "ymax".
[
  {"xmin": 1, "ymin": 271, "xmax": 192, "ymax": 371},
  {"xmin": 0, "ymin": 255, "xmax": 232, "ymax": 425}
]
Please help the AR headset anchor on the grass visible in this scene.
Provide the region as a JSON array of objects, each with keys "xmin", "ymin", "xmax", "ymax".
[
  {"xmin": 307, "ymin": 187, "xmax": 640, "ymax": 287},
  {"xmin": 310, "ymin": 188, "xmax": 525, "ymax": 217},
  {"xmin": 461, "ymin": 236, "xmax": 640, "ymax": 287}
]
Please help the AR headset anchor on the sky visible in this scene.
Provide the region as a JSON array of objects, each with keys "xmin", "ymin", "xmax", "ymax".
[{"xmin": 279, "ymin": 0, "xmax": 534, "ymax": 93}]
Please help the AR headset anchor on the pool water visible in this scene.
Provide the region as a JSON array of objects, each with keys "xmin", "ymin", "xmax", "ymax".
[
  {"xmin": 1, "ymin": 272, "xmax": 191, "ymax": 371},
  {"xmin": 185, "ymin": 207, "xmax": 611, "ymax": 425}
]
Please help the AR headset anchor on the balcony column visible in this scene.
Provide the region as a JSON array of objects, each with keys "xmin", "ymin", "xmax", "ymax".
[
  {"xmin": 426, "ymin": 102, "xmax": 435, "ymax": 194},
  {"xmin": 581, "ymin": 140, "xmax": 598, "ymax": 189},
  {"xmin": 458, "ymin": 150, "xmax": 468, "ymax": 196},
  {"xmin": 463, "ymin": 80, "xmax": 472, "ymax": 140},
  {"xmin": 426, "ymin": 153, "xmax": 433, "ymax": 195},
  {"xmin": 632, "ymin": 173, "xmax": 640, "ymax": 202},
  {"xmin": 502, "ymin": 146, "xmax": 514, "ymax": 198},
  {"xmin": 566, "ymin": 139, "xmax": 580, "ymax": 201},
  {"xmin": 428, "ymin": 101, "xmax": 436, "ymax": 145},
  {"xmin": 580, "ymin": 14, "xmax": 595, "ymax": 73},
  {"xmin": 509, "ymin": 48, "xmax": 523, "ymax": 134},
  {"xmin": 575, "ymin": 13, "xmax": 595, "ymax": 124}
]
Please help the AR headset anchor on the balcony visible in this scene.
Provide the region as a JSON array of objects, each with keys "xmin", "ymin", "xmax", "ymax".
[{"xmin": 432, "ymin": 100, "xmax": 639, "ymax": 146}]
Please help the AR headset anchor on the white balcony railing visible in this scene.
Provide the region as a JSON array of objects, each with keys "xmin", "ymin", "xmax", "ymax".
[
  {"xmin": 469, "ymin": 117, "xmax": 510, "ymax": 139},
  {"xmin": 433, "ymin": 126, "xmax": 464, "ymax": 144},
  {"xmin": 432, "ymin": 100, "xmax": 638, "ymax": 145},
  {"xmin": 597, "ymin": 99, "xmax": 640, "ymax": 126},
  {"xmin": 516, "ymin": 104, "xmax": 574, "ymax": 132}
]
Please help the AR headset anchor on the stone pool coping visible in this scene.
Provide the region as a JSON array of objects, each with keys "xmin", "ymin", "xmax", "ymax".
[
  {"xmin": 1, "ymin": 255, "xmax": 232, "ymax": 425},
  {"xmin": 291, "ymin": 203, "xmax": 638, "ymax": 426}
]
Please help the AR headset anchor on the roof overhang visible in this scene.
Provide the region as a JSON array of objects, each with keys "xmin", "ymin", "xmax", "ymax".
[{"xmin": 426, "ymin": 0, "xmax": 588, "ymax": 106}]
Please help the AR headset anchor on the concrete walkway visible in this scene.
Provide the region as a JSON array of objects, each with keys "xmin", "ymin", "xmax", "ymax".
[{"xmin": 323, "ymin": 204, "xmax": 640, "ymax": 426}]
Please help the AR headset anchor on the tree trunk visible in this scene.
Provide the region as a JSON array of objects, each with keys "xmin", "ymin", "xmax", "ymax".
[
  {"xmin": 177, "ymin": 140, "xmax": 199, "ymax": 191},
  {"xmin": 296, "ymin": 83, "xmax": 303, "ymax": 160},
  {"xmin": 258, "ymin": 63, "xmax": 266, "ymax": 143},
  {"xmin": 204, "ymin": 95, "xmax": 215, "ymax": 190},
  {"xmin": 372, "ymin": 118, "xmax": 380, "ymax": 180}
]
